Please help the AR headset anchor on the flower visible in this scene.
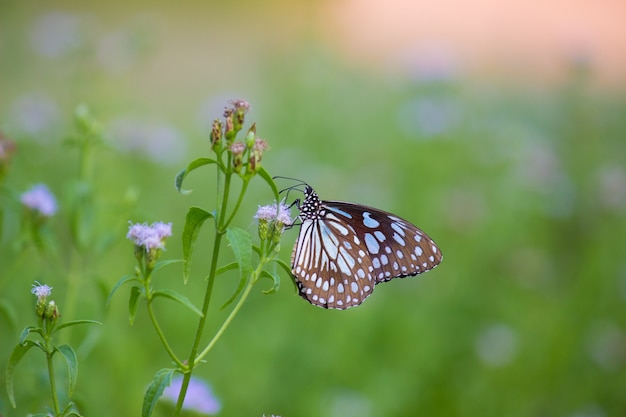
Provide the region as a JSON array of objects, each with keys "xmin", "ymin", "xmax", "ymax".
[
  {"xmin": 126, "ymin": 221, "xmax": 172, "ymax": 251},
  {"xmin": 31, "ymin": 282, "xmax": 53, "ymax": 301},
  {"xmin": 229, "ymin": 141, "xmax": 245, "ymax": 155},
  {"xmin": 162, "ymin": 376, "xmax": 221, "ymax": 415},
  {"xmin": 21, "ymin": 184, "xmax": 58, "ymax": 217},
  {"xmin": 255, "ymin": 202, "xmax": 292, "ymax": 226},
  {"xmin": 255, "ymin": 202, "xmax": 292, "ymax": 243},
  {"xmin": 253, "ymin": 138, "xmax": 268, "ymax": 153}
]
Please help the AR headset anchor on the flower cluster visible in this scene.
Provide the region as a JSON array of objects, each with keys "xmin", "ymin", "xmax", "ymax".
[
  {"xmin": 127, "ymin": 221, "xmax": 173, "ymax": 250},
  {"xmin": 31, "ymin": 282, "xmax": 59, "ymax": 321},
  {"xmin": 255, "ymin": 202, "xmax": 292, "ymax": 244},
  {"xmin": 127, "ymin": 221, "xmax": 173, "ymax": 267},
  {"xmin": 21, "ymin": 183, "xmax": 58, "ymax": 217},
  {"xmin": 207, "ymin": 100, "xmax": 269, "ymax": 175}
]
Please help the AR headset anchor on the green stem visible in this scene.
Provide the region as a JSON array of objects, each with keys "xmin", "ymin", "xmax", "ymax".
[
  {"xmin": 44, "ymin": 330, "xmax": 61, "ymax": 415},
  {"xmin": 173, "ymin": 170, "xmax": 232, "ymax": 417},
  {"xmin": 194, "ymin": 275, "xmax": 255, "ymax": 364},
  {"xmin": 223, "ymin": 179, "xmax": 249, "ymax": 229},
  {"xmin": 146, "ymin": 297, "xmax": 186, "ymax": 368}
]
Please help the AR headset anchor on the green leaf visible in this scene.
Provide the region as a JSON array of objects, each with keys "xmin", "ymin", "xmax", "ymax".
[
  {"xmin": 260, "ymin": 270, "xmax": 280, "ymax": 294},
  {"xmin": 106, "ymin": 274, "xmax": 140, "ymax": 308},
  {"xmin": 226, "ymin": 227, "xmax": 252, "ymax": 277},
  {"xmin": 182, "ymin": 207, "xmax": 215, "ymax": 284},
  {"xmin": 129, "ymin": 286, "xmax": 142, "ymax": 325},
  {"xmin": 56, "ymin": 344, "xmax": 78, "ymax": 397},
  {"xmin": 153, "ymin": 259, "xmax": 183, "ymax": 274},
  {"xmin": 220, "ymin": 272, "xmax": 248, "ymax": 310},
  {"xmin": 256, "ymin": 166, "xmax": 280, "ymax": 202},
  {"xmin": 175, "ymin": 157, "xmax": 219, "ymax": 194},
  {"xmin": 142, "ymin": 368, "xmax": 175, "ymax": 417},
  {"xmin": 215, "ymin": 261, "xmax": 239, "ymax": 277},
  {"xmin": 273, "ymin": 258, "xmax": 293, "ymax": 277},
  {"xmin": 53, "ymin": 320, "xmax": 102, "ymax": 334},
  {"xmin": 153, "ymin": 289, "xmax": 203, "ymax": 317},
  {"xmin": 18, "ymin": 326, "xmax": 37, "ymax": 344},
  {"xmin": 274, "ymin": 258, "xmax": 299, "ymax": 293},
  {"xmin": 6, "ymin": 340, "xmax": 38, "ymax": 407},
  {"xmin": 60, "ymin": 401, "xmax": 82, "ymax": 417}
]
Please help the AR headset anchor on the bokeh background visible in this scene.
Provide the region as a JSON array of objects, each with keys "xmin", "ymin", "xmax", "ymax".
[{"xmin": 1, "ymin": 1, "xmax": 626, "ymax": 416}]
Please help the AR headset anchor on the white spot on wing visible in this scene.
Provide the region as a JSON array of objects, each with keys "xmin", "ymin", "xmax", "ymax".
[
  {"xmin": 362, "ymin": 212, "xmax": 380, "ymax": 228},
  {"xmin": 364, "ymin": 233, "xmax": 380, "ymax": 254}
]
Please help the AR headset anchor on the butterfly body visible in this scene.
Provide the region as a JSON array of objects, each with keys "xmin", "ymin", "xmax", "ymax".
[{"xmin": 291, "ymin": 185, "xmax": 442, "ymax": 309}]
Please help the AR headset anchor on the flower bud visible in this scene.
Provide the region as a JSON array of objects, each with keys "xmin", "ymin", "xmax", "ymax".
[
  {"xmin": 210, "ymin": 119, "xmax": 223, "ymax": 150},
  {"xmin": 231, "ymin": 99, "xmax": 249, "ymax": 132},
  {"xmin": 224, "ymin": 113, "xmax": 235, "ymax": 144},
  {"xmin": 45, "ymin": 300, "xmax": 60, "ymax": 323},
  {"xmin": 229, "ymin": 142, "xmax": 246, "ymax": 173},
  {"xmin": 245, "ymin": 123, "xmax": 256, "ymax": 149}
]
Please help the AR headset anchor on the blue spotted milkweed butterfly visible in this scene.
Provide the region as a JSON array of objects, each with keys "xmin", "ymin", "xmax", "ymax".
[{"xmin": 281, "ymin": 180, "xmax": 442, "ymax": 309}]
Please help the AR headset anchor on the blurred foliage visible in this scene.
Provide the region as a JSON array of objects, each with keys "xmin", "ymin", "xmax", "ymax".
[{"xmin": 1, "ymin": 2, "xmax": 626, "ymax": 417}]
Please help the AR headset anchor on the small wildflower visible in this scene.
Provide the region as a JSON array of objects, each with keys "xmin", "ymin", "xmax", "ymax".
[
  {"xmin": 31, "ymin": 282, "xmax": 53, "ymax": 301},
  {"xmin": 163, "ymin": 376, "xmax": 221, "ymax": 415},
  {"xmin": 230, "ymin": 99, "xmax": 250, "ymax": 113},
  {"xmin": 255, "ymin": 202, "xmax": 292, "ymax": 242},
  {"xmin": 230, "ymin": 141, "xmax": 246, "ymax": 173},
  {"xmin": 126, "ymin": 221, "xmax": 172, "ymax": 251},
  {"xmin": 253, "ymin": 138, "xmax": 268, "ymax": 153},
  {"xmin": 248, "ymin": 138, "xmax": 269, "ymax": 174},
  {"xmin": 21, "ymin": 184, "xmax": 58, "ymax": 217},
  {"xmin": 230, "ymin": 141, "xmax": 245, "ymax": 155}
]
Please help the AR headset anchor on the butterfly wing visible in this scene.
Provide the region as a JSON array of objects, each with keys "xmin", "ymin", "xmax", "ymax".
[{"xmin": 291, "ymin": 200, "xmax": 442, "ymax": 309}]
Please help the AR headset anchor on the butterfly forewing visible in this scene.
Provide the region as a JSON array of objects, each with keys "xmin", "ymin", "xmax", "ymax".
[{"xmin": 291, "ymin": 186, "xmax": 442, "ymax": 309}]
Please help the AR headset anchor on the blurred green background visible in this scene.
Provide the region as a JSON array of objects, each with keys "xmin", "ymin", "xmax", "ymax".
[{"xmin": 1, "ymin": 1, "xmax": 626, "ymax": 416}]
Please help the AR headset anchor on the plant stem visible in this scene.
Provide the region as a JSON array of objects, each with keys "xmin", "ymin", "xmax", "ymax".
[
  {"xmin": 146, "ymin": 298, "xmax": 185, "ymax": 368},
  {"xmin": 194, "ymin": 276, "xmax": 255, "ymax": 364},
  {"xmin": 45, "ymin": 332, "xmax": 61, "ymax": 415},
  {"xmin": 173, "ymin": 171, "xmax": 232, "ymax": 417}
]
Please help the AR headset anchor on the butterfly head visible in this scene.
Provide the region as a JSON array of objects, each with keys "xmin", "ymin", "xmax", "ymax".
[{"xmin": 299, "ymin": 185, "xmax": 322, "ymax": 220}]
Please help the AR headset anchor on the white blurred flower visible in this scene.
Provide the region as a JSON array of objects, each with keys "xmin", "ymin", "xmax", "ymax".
[
  {"xmin": 398, "ymin": 42, "xmax": 460, "ymax": 83},
  {"xmin": 325, "ymin": 389, "xmax": 372, "ymax": 417},
  {"xmin": 30, "ymin": 12, "xmax": 83, "ymax": 58},
  {"xmin": 474, "ymin": 323, "xmax": 519, "ymax": 367},
  {"xmin": 9, "ymin": 93, "xmax": 60, "ymax": 138},
  {"xmin": 595, "ymin": 164, "xmax": 626, "ymax": 211},
  {"xmin": 108, "ymin": 118, "xmax": 186, "ymax": 164},
  {"xmin": 162, "ymin": 376, "xmax": 221, "ymax": 415},
  {"xmin": 21, "ymin": 184, "xmax": 58, "ymax": 217},
  {"xmin": 397, "ymin": 97, "xmax": 460, "ymax": 138},
  {"xmin": 586, "ymin": 321, "xmax": 626, "ymax": 372}
]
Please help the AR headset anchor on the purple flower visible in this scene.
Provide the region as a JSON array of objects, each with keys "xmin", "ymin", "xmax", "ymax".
[
  {"xmin": 31, "ymin": 282, "xmax": 53, "ymax": 301},
  {"xmin": 163, "ymin": 376, "xmax": 221, "ymax": 415},
  {"xmin": 127, "ymin": 221, "xmax": 172, "ymax": 251},
  {"xmin": 255, "ymin": 202, "xmax": 292, "ymax": 226},
  {"xmin": 21, "ymin": 184, "xmax": 58, "ymax": 216}
]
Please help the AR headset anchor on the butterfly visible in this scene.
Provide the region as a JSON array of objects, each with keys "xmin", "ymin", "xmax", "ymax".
[{"xmin": 282, "ymin": 180, "xmax": 442, "ymax": 309}]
